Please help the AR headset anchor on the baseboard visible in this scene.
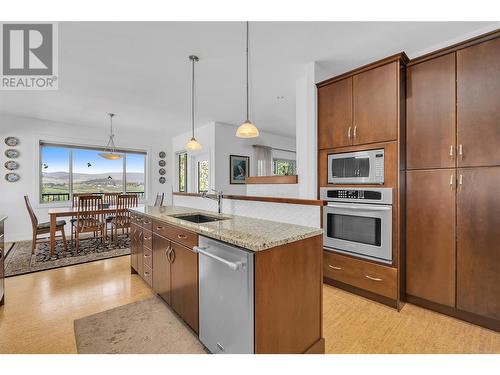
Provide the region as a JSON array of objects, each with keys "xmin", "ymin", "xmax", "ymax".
[
  {"xmin": 324, "ymin": 277, "xmax": 399, "ymax": 309},
  {"xmin": 406, "ymin": 294, "xmax": 500, "ymax": 333}
]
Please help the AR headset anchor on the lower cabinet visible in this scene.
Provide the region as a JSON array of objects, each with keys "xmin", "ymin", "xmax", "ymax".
[
  {"xmin": 170, "ymin": 242, "xmax": 199, "ymax": 334},
  {"xmin": 130, "ymin": 223, "xmax": 138, "ymax": 272},
  {"xmin": 0, "ymin": 219, "xmax": 5, "ymax": 305},
  {"xmin": 152, "ymin": 234, "xmax": 172, "ymax": 305},
  {"xmin": 457, "ymin": 167, "xmax": 500, "ymax": 320},
  {"xmin": 406, "ymin": 169, "xmax": 456, "ymax": 307}
]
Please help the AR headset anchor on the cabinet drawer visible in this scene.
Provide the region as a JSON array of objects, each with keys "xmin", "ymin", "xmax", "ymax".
[
  {"xmin": 131, "ymin": 213, "xmax": 141, "ymax": 225},
  {"xmin": 324, "ymin": 251, "xmax": 397, "ymax": 300},
  {"xmin": 153, "ymin": 221, "xmax": 198, "ymax": 249},
  {"xmin": 143, "ymin": 247, "xmax": 153, "ymax": 268},
  {"xmin": 143, "ymin": 264, "xmax": 153, "ymax": 287},
  {"xmin": 142, "ymin": 229, "xmax": 153, "ymax": 250},
  {"xmin": 141, "ymin": 216, "xmax": 153, "ymax": 231}
]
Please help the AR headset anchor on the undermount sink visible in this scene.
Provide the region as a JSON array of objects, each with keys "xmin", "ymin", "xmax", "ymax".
[{"xmin": 171, "ymin": 213, "xmax": 228, "ymax": 224}]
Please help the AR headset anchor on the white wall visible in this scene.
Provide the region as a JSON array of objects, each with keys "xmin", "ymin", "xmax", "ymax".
[
  {"xmin": 0, "ymin": 114, "xmax": 170, "ymax": 242},
  {"xmin": 171, "ymin": 122, "xmax": 296, "ymax": 196}
]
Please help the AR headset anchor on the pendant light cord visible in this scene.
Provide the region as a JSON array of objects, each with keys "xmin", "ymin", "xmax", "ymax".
[
  {"xmin": 246, "ymin": 21, "xmax": 249, "ymax": 122},
  {"xmin": 192, "ymin": 56, "xmax": 195, "ymax": 138}
]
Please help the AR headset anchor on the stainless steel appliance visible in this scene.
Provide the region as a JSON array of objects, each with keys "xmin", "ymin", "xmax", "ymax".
[
  {"xmin": 327, "ymin": 149, "xmax": 384, "ymax": 185},
  {"xmin": 320, "ymin": 187, "xmax": 393, "ymax": 264},
  {"xmin": 195, "ymin": 236, "xmax": 254, "ymax": 354}
]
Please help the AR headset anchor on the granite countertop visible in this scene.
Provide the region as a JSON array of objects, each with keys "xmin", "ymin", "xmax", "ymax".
[{"xmin": 129, "ymin": 205, "xmax": 323, "ymax": 252}]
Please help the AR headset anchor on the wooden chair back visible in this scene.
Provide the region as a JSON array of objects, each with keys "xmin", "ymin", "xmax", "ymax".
[
  {"xmin": 103, "ymin": 192, "xmax": 121, "ymax": 207},
  {"xmin": 72, "ymin": 192, "xmax": 103, "ymax": 207},
  {"xmin": 24, "ymin": 195, "xmax": 38, "ymax": 231},
  {"xmin": 154, "ymin": 192, "xmax": 164, "ymax": 207},
  {"xmin": 76, "ymin": 195, "xmax": 104, "ymax": 231},
  {"xmin": 115, "ymin": 194, "xmax": 138, "ymax": 225}
]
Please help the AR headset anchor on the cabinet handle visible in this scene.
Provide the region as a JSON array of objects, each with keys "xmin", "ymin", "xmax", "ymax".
[
  {"xmin": 459, "ymin": 174, "xmax": 463, "ymax": 187},
  {"xmin": 353, "ymin": 126, "xmax": 357, "ymax": 138},
  {"xmin": 365, "ymin": 275, "xmax": 383, "ymax": 282},
  {"xmin": 458, "ymin": 144, "xmax": 463, "ymax": 160},
  {"xmin": 143, "ymin": 236, "xmax": 151, "ymax": 240},
  {"xmin": 450, "ymin": 174, "xmax": 454, "ymax": 189},
  {"xmin": 143, "ymin": 220, "xmax": 150, "ymax": 224},
  {"xmin": 177, "ymin": 234, "xmax": 187, "ymax": 239},
  {"xmin": 449, "ymin": 145, "xmax": 454, "ymax": 159},
  {"xmin": 144, "ymin": 253, "xmax": 151, "ymax": 257},
  {"xmin": 144, "ymin": 271, "xmax": 150, "ymax": 276},
  {"xmin": 156, "ymin": 226, "xmax": 163, "ymax": 230},
  {"xmin": 165, "ymin": 244, "xmax": 172, "ymax": 257},
  {"xmin": 328, "ymin": 264, "xmax": 342, "ymax": 270},
  {"xmin": 170, "ymin": 248, "xmax": 176, "ymax": 264},
  {"xmin": 347, "ymin": 127, "xmax": 351, "ymax": 139}
]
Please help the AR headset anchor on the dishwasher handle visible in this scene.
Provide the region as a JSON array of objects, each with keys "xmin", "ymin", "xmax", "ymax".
[{"xmin": 193, "ymin": 246, "xmax": 245, "ymax": 271}]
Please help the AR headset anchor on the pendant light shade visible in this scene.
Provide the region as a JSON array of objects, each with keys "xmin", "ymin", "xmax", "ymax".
[
  {"xmin": 99, "ymin": 113, "xmax": 123, "ymax": 160},
  {"xmin": 236, "ymin": 21, "xmax": 259, "ymax": 139},
  {"xmin": 185, "ymin": 55, "xmax": 202, "ymax": 151}
]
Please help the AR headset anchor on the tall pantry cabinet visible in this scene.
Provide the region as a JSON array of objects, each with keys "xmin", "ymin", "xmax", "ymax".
[{"xmin": 406, "ymin": 34, "xmax": 500, "ymax": 330}]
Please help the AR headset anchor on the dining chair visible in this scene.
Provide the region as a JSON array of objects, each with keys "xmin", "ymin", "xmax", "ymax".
[
  {"xmin": 154, "ymin": 192, "xmax": 164, "ymax": 207},
  {"xmin": 110, "ymin": 194, "xmax": 138, "ymax": 243},
  {"xmin": 24, "ymin": 195, "xmax": 68, "ymax": 254},
  {"xmin": 74, "ymin": 195, "xmax": 107, "ymax": 251}
]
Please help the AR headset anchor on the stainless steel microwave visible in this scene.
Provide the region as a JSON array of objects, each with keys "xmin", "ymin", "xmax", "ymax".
[{"xmin": 327, "ymin": 149, "xmax": 384, "ymax": 185}]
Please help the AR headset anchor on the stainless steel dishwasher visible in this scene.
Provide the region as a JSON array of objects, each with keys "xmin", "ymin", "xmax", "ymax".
[{"xmin": 194, "ymin": 236, "xmax": 254, "ymax": 354}]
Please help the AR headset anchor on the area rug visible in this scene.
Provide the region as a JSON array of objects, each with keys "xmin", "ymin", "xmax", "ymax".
[
  {"xmin": 74, "ymin": 296, "xmax": 207, "ymax": 354},
  {"xmin": 4, "ymin": 235, "xmax": 131, "ymax": 277}
]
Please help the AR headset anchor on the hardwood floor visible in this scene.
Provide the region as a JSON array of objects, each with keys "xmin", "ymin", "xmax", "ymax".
[{"xmin": 0, "ymin": 256, "xmax": 499, "ymax": 354}]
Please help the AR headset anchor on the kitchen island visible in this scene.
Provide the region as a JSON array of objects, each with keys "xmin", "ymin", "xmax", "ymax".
[{"xmin": 129, "ymin": 205, "xmax": 324, "ymax": 354}]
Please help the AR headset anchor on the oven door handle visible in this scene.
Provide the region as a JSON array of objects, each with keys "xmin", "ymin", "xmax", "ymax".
[{"xmin": 326, "ymin": 203, "xmax": 391, "ymax": 211}]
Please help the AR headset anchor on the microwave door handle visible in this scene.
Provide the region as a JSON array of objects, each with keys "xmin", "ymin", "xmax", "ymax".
[{"xmin": 326, "ymin": 203, "xmax": 391, "ymax": 211}]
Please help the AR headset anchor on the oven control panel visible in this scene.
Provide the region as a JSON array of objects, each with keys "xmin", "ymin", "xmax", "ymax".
[{"xmin": 320, "ymin": 187, "xmax": 393, "ymax": 205}]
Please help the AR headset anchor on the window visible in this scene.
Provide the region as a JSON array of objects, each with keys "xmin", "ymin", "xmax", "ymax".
[
  {"xmin": 197, "ymin": 160, "xmax": 209, "ymax": 193},
  {"xmin": 273, "ymin": 158, "xmax": 296, "ymax": 176},
  {"xmin": 177, "ymin": 152, "xmax": 187, "ymax": 192},
  {"xmin": 40, "ymin": 143, "xmax": 146, "ymax": 203}
]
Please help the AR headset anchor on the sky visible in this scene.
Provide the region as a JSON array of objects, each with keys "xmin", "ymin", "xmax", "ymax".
[{"xmin": 41, "ymin": 146, "xmax": 145, "ymax": 174}]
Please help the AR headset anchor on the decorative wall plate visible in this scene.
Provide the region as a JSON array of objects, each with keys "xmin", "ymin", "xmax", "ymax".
[
  {"xmin": 4, "ymin": 160, "xmax": 19, "ymax": 170},
  {"xmin": 4, "ymin": 137, "xmax": 19, "ymax": 146},
  {"xmin": 159, "ymin": 168, "xmax": 166, "ymax": 175},
  {"xmin": 159, "ymin": 177, "xmax": 166, "ymax": 184},
  {"xmin": 5, "ymin": 149, "xmax": 20, "ymax": 158},
  {"xmin": 5, "ymin": 172, "xmax": 20, "ymax": 182},
  {"xmin": 158, "ymin": 160, "xmax": 166, "ymax": 167},
  {"xmin": 159, "ymin": 151, "xmax": 166, "ymax": 158}
]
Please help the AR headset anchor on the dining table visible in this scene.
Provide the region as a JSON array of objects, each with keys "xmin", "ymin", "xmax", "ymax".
[{"xmin": 47, "ymin": 205, "xmax": 145, "ymax": 256}]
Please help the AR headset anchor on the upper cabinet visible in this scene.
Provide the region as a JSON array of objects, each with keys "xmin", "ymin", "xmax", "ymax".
[
  {"xmin": 318, "ymin": 77, "xmax": 352, "ymax": 149},
  {"xmin": 317, "ymin": 55, "xmax": 405, "ymax": 150},
  {"xmin": 352, "ymin": 61, "xmax": 398, "ymax": 145},
  {"xmin": 457, "ymin": 37, "xmax": 500, "ymax": 167},
  {"xmin": 407, "ymin": 54, "xmax": 456, "ymax": 169}
]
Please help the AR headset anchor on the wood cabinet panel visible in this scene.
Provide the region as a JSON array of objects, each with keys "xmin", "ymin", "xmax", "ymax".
[
  {"xmin": 407, "ymin": 53, "xmax": 456, "ymax": 169},
  {"xmin": 152, "ymin": 233, "xmax": 172, "ymax": 305},
  {"xmin": 142, "ymin": 229, "xmax": 153, "ymax": 250},
  {"xmin": 137, "ymin": 226, "xmax": 144, "ymax": 278},
  {"xmin": 457, "ymin": 37, "xmax": 500, "ymax": 167},
  {"xmin": 143, "ymin": 247, "xmax": 153, "ymax": 269},
  {"xmin": 406, "ymin": 169, "xmax": 456, "ymax": 307},
  {"xmin": 324, "ymin": 251, "xmax": 397, "ymax": 300},
  {"xmin": 143, "ymin": 264, "xmax": 153, "ymax": 287},
  {"xmin": 0, "ymin": 223, "xmax": 4, "ymax": 305},
  {"xmin": 141, "ymin": 216, "xmax": 153, "ymax": 231},
  {"xmin": 318, "ymin": 77, "xmax": 353, "ymax": 149},
  {"xmin": 457, "ymin": 167, "xmax": 500, "ymax": 320},
  {"xmin": 353, "ymin": 61, "xmax": 398, "ymax": 145},
  {"xmin": 130, "ymin": 223, "xmax": 138, "ymax": 272},
  {"xmin": 153, "ymin": 221, "xmax": 198, "ymax": 249},
  {"xmin": 171, "ymin": 242, "xmax": 199, "ymax": 333}
]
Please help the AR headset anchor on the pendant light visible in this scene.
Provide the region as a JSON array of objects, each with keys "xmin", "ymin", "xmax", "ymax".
[
  {"xmin": 99, "ymin": 113, "xmax": 123, "ymax": 160},
  {"xmin": 185, "ymin": 55, "xmax": 203, "ymax": 151},
  {"xmin": 236, "ymin": 21, "xmax": 259, "ymax": 138}
]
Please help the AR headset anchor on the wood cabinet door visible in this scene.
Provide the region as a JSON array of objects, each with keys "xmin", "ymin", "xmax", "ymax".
[
  {"xmin": 407, "ymin": 54, "xmax": 456, "ymax": 169},
  {"xmin": 353, "ymin": 62, "xmax": 398, "ymax": 145},
  {"xmin": 457, "ymin": 167, "xmax": 500, "ymax": 320},
  {"xmin": 152, "ymin": 234, "xmax": 172, "ymax": 305},
  {"xmin": 171, "ymin": 242, "xmax": 199, "ymax": 333},
  {"xmin": 137, "ymin": 226, "xmax": 144, "ymax": 278},
  {"xmin": 0, "ymin": 233, "xmax": 4, "ymax": 304},
  {"xmin": 318, "ymin": 77, "xmax": 353, "ymax": 149},
  {"xmin": 406, "ymin": 169, "xmax": 456, "ymax": 307},
  {"xmin": 457, "ymin": 37, "xmax": 500, "ymax": 167},
  {"xmin": 130, "ymin": 224, "xmax": 138, "ymax": 272}
]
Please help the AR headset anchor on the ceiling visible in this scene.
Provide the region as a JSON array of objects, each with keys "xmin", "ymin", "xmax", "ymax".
[{"xmin": 1, "ymin": 21, "xmax": 499, "ymax": 138}]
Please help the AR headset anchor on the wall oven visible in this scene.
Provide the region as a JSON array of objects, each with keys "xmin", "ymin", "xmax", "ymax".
[
  {"xmin": 327, "ymin": 149, "xmax": 384, "ymax": 185},
  {"xmin": 320, "ymin": 187, "xmax": 393, "ymax": 264}
]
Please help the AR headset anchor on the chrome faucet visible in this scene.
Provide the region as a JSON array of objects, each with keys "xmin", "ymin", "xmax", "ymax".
[{"xmin": 201, "ymin": 189, "xmax": 223, "ymax": 214}]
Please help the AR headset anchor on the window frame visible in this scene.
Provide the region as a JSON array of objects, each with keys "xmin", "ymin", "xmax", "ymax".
[
  {"xmin": 272, "ymin": 157, "xmax": 296, "ymax": 176},
  {"xmin": 176, "ymin": 151, "xmax": 188, "ymax": 193},
  {"xmin": 197, "ymin": 159, "xmax": 209, "ymax": 193},
  {"xmin": 38, "ymin": 141, "xmax": 148, "ymax": 205}
]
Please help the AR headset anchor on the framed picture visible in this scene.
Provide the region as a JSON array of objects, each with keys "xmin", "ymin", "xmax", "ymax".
[{"xmin": 229, "ymin": 155, "xmax": 250, "ymax": 184}]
